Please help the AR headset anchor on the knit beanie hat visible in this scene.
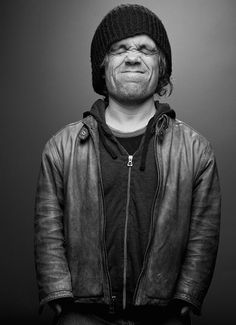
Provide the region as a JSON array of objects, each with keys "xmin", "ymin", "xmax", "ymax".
[{"xmin": 90, "ymin": 4, "xmax": 172, "ymax": 96}]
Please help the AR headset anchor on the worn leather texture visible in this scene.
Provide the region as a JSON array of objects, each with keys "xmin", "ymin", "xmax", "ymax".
[{"xmin": 34, "ymin": 102, "xmax": 221, "ymax": 314}]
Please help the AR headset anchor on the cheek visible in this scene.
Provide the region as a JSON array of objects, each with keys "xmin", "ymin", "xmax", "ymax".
[
  {"xmin": 105, "ymin": 66, "xmax": 113, "ymax": 89},
  {"xmin": 149, "ymin": 62, "xmax": 159, "ymax": 84},
  {"xmin": 152, "ymin": 68, "xmax": 159, "ymax": 83},
  {"xmin": 105, "ymin": 62, "xmax": 119, "ymax": 88}
]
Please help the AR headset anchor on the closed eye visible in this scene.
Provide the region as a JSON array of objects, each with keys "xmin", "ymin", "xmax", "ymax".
[
  {"xmin": 109, "ymin": 45, "xmax": 128, "ymax": 55},
  {"xmin": 138, "ymin": 45, "xmax": 158, "ymax": 55}
]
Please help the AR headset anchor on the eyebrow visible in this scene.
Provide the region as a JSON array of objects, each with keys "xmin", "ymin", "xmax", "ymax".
[
  {"xmin": 110, "ymin": 42, "xmax": 128, "ymax": 50},
  {"xmin": 110, "ymin": 42, "xmax": 157, "ymax": 51}
]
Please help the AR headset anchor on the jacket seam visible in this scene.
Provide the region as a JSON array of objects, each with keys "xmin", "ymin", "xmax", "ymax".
[
  {"xmin": 40, "ymin": 290, "xmax": 73, "ymax": 306},
  {"xmin": 49, "ymin": 137, "xmax": 63, "ymax": 172},
  {"xmin": 173, "ymin": 292, "xmax": 201, "ymax": 311},
  {"xmin": 194, "ymin": 142, "xmax": 213, "ymax": 185}
]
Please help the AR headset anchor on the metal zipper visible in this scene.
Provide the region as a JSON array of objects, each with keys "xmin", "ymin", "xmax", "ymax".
[
  {"xmin": 132, "ymin": 134, "xmax": 162, "ymax": 304},
  {"xmin": 123, "ymin": 154, "xmax": 133, "ymax": 310}
]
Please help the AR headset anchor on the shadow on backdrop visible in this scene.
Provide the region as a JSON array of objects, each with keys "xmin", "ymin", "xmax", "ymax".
[{"xmin": 1, "ymin": 0, "xmax": 236, "ymax": 324}]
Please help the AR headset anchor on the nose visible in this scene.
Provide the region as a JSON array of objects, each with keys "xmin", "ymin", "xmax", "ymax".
[{"xmin": 124, "ymin": 50, "xmax": 141, "ymax": 64}]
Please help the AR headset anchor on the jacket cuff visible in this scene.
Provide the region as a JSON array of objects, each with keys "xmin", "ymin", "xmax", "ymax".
[
  {"xmin": 39, "ymin": 290, "xmax": 74, "ymax": 312},
  {"xmin": 173, "ymin": 293, "xmax": 202, "ymax": 315}
]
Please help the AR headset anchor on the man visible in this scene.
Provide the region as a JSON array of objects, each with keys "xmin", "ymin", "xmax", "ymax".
[{"xmin": 34, "ymin": 4, "xmax": 221, "ymax": 325}]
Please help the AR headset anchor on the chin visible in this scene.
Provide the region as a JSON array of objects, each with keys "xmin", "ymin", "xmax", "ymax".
[
  {"xmin": 110, "ymin": 90, "xmax": 154, "ymax": 105},
  {"xmin": 108, "ymin": 79, "xmax": 157, "ymax": 103}
]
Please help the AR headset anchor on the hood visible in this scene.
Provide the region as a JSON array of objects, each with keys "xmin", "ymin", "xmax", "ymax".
[
  {"xmin": 82, "ymin": 99, "xmax": 176, "ymax": 170},
  {"xmin": 83, "ymin": 99, "xmax": 175, "ymax": 127}
]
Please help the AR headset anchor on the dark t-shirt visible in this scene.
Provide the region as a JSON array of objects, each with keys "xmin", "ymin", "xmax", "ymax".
[{"xmin": 100, "ymin": 126, "xmax": 158, "ymax": 308}]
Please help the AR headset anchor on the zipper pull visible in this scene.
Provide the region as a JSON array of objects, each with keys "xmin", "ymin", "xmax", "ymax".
[
  {"xmin": 109, "ymin": 295, "xmax": 116, "ymax": 313},
  {"xmin": 127, "ymin": 155, "xmax": 133, "ymax": 167}
]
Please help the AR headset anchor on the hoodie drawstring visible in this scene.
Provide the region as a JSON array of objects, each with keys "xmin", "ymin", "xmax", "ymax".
[
  {"xmin": 139, "ymin": 113, "xmax": 168, "ymax": 171},
  {"xmin": 83, "ymin": 109, "xmax": 120, "ymax": 160},
  {"xmin": 83, "ymin": 100, "xmax": 175, "ymax": 171},
  {"xmin": 97, "ymin": 123, "xmax": 118, "ymax": 159}
]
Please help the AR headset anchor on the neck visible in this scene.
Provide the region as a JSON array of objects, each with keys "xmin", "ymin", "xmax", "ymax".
[{"xmin": 105, "ymin": 96, "xmax": 156, "ymax": 132}]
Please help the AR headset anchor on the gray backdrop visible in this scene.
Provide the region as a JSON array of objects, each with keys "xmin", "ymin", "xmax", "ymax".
[{"xmin": 1, "ymin": 0, "xmax": 236, "ymax": 324}]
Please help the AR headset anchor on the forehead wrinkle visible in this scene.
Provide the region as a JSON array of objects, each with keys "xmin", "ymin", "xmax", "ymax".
[{"xmin": 112, "ymin": 35, "xmax": 157, "ymax": 50}]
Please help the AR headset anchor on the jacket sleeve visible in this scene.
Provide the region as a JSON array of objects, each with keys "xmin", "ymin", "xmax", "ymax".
[
  {"xmin": 34, "ymin": 138, "xmax": 73, "ymax": 307},
  {"xmin": 173, "ymin": 143, "xmax": 221, "ymax": 314}
]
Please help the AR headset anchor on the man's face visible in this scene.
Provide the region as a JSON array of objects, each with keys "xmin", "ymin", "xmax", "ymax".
[{"xmin": 104, "ymin": 34, "xmax": 159, "ymax": 105}]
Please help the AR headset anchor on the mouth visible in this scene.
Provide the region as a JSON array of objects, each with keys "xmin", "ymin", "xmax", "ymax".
[{"xmin": 121, "ymin": 70, "xmax": 145, "ymax": 74}]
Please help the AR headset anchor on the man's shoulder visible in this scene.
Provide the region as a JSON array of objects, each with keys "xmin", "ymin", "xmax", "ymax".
[
  {"xmin": 52, "ymin": 120, "xmax": 84, "ymax": 141},
  {"xmin": 43, "ymin": 120, "xmax": 85, "ymax": 154},
  {"xmin": 172, "ymin": 118, "xmax": 211, "ymax": 148}
]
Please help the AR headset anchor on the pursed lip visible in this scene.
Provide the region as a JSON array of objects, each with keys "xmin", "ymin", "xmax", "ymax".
[{"xmin": 121, "ymin": 70, "xmax": 145, "ymax": 73}]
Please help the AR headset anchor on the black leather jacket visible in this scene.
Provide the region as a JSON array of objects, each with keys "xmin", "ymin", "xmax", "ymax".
[{"xmin": 34, "ymin": 106, "xmax": 221, "ymax": 314}]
